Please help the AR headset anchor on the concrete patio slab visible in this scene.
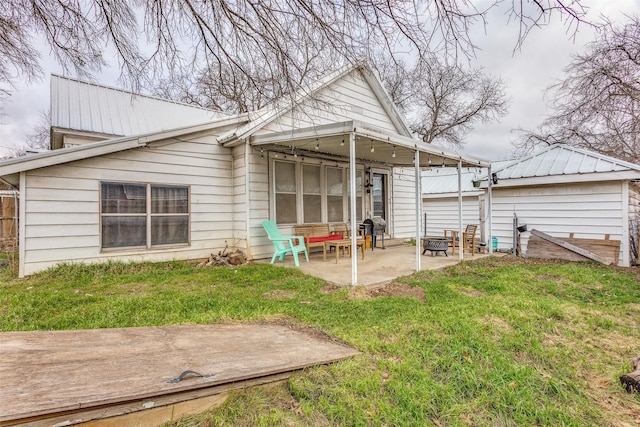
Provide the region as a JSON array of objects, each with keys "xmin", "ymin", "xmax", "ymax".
[{"xmin": 258, "ymin": 240, "xmax": 494, "ymax": 286}]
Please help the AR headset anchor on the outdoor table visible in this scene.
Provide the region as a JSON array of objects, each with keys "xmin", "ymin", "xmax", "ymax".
[{"xmin": 323, "ymin": 239, "xmax": 365, "ymax": 264}]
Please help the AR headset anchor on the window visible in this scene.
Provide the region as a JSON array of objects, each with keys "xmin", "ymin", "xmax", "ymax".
[
  {"xmin": 274, "ymin": 161, "xmax": 297, "ymax": 224},
  {"xmin": 303, "ymin": 165, "xmax": 321, "ymax": 223},
  {"xmin": 326, "ymin": 167, "xmax": 343, "ymax": 222},
  {"xmin": 101, "ymin": 182, "xmax": 189, "ymax": 249},
  {"xmin": 347, "ymin": 171, "xmax": 363, "ymax": 221},
  {"xmin": 273, "ymin": 160, "xmax": 364, "ymax": 224}
]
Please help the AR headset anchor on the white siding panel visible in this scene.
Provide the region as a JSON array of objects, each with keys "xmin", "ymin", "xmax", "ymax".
[
  {"xmin": 423, "ymin": 196, "xmax": 480, "ymax": 236},
  {"xmin": 491, "ymin": 182, "xmax": 626, "ymax": 264},
  {"xmin": 391, "ymin": 167, "xmax": 417, "ymax": 238},
  {"xmin": 232, "ymin": 145, "xmax": 248, "ymax": 249},
  {"xmin": 26, "ymin": 235, "xmax": 98, "ymax": 251},
  {"xmin": 247, "ymin": 150, "xmax": 271, "ymax": 260},
  {"xmin": 264, "ymin": 69, "xmax": 399, "ymax": 137},
  {"xmin": 27, "ymin": 224, "xmax": 98, "ymax": 238},
  {"xmin": 26, "ymin": 200, "xmax": 98, "ymax": 213},
  {"xmin": 21, "ymin": 137, "xmax": 236, "ymax": 276},
  {"xmin": 26, "ymin": 212, "xmax": 97, "ymax": 226}
]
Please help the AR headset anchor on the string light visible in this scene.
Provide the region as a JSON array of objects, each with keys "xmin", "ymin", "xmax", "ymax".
[
  {"xmin": 392, "ymin": 146, "xmax": 396, "ymax": 158},
  {"xmin": 340, "ymin": 139, "xmax": 345, "ymax": 147},
  {"xmin": 260, "ymin": 147, "xmax": 264, "ymax": 159},
  {"xmin": 370, "ymin": 139, "xmax": 374, "ymax": 153},
  {"xmin": 315, "ymin": 138, "xmax": 319, "ymax": 151}
]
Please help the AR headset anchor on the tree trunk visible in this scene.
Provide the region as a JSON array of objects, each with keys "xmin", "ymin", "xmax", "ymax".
[{"xmin": 620, "ymin": 355, "xmax": 640, "ymax": 393}]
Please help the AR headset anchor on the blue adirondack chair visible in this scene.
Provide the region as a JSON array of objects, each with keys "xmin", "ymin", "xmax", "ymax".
[{"xmin": 261, "ymin": 220, "xmax": 309, "ymax": 267}]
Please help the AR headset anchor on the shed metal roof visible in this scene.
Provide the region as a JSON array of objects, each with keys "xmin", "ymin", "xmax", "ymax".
[
  {"xmin": 493, "ymin": 144, "xmax": 640, "ymax": 179},
  {"xmin": 422, "ymin": 160, "xmax": 513, "ymax": 196},
  {"xmin": 51, "ymin": 75, "xmax": 228, "ymax": 137},
  {"xmin": 422, "ymin": 167, "xmax": 482, "ymax": 195}
]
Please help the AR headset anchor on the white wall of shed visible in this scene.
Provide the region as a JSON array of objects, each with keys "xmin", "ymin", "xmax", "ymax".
[
  {"xmin": 422, "ymin": 196, "xmax": 481, "ymax": 238},
  {"xmin": 491, "ymin": 181, "xmax": 629, "ymax": 266},
  {"xmin": 391, "ymin": 167, "xmax": 417, "ymax": 238}
]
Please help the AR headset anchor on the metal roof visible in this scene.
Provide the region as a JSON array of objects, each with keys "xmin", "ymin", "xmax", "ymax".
[
  {"xmin": 51, "ymin": 75, "xmax": 228, "ymax": 137},
  {"xmin": 422, "ymin": 160, "xmax": 513, "ymax": 195},
  {"xmin": 493, "ymin": 144, "xmax": 640, "ymax": 179},
  {"xmin": 422, "ymin": 167, "xmax": 483, "ymax": 195}
]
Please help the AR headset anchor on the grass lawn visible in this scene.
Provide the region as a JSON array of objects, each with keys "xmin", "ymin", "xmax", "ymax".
[{"xmin": 1, "ymin": 256, "xmax": 639, "ymax": 426}]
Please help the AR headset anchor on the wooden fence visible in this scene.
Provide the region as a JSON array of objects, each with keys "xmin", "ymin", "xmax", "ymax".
[{"xmin": 0, "ymin": 192, "xmax": 18, "ymax": 251}]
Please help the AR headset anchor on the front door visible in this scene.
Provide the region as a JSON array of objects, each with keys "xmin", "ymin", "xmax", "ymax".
[{"xmin": 372, "ymin": 173, "xmax": 387, "ymax": 220}]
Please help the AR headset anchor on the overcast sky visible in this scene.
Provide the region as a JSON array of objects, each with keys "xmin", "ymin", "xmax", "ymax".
[{"xmin": 0, "ymin": 0, "xmax": 638, "ymax": 160}]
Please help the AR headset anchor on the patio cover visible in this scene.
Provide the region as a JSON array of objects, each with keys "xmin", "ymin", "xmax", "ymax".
[{"xmin": 250, "ymin": 120, "xmax": 493, "ymax": 285}]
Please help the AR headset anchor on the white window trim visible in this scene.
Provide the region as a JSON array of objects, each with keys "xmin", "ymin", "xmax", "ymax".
[
  {"xmin": 271, "ymin": 155, "xmax": 366, "ymax": 225},
  {"xmin": 100, "ymin": 181, "xmax": 191, "ymax": 252}
]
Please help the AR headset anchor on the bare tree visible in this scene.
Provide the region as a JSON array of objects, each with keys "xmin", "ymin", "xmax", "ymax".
[
  {"xmin": 516, "ymin": 16, "xmax": 640, "ymax": 164},
  {"xmin": 378, "ymin": 58, "xmax": 508, "ymax": 148},
  {"xmin": 1, "ymin": 0, "xmax": 590, "ymax": 101},
  {"xmin": 152, "ymin": 49, "xmax": 338, "ymax": 113},
  {"xmin": 24, "ymin": 110, "xmax": 51, "ymax": 151}
]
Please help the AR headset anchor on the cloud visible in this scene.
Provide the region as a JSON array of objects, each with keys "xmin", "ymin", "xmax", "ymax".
[
  {"xmin": 1, "ymin": 0, "xmax": 638, "ymax": 159},
  {"xmin": 458, "ymin": 0, "xmax": 640, "ymax": 160}
]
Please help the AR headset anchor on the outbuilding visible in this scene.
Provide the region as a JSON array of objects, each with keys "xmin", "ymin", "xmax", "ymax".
[{"xmin": 476, "ymin": 144, "xmax": 640, "ymax": 266}]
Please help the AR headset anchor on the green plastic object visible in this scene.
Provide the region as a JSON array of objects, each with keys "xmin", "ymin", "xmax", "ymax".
[{"xmin": 262, "ymin": 220, "xmax": 309, "ymax": 267}]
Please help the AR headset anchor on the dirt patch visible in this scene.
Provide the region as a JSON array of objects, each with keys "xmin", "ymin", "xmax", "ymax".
[
  {"xmin": 321, "ymin": 282, "xmax": 425, "ymax": 302},
  {"xmin": 479, "ymin": 315, "xmax": 513, "ymax": 334},
  {"xmin": 262, "ymin": 289, "xmax": 297, "ymax": 299},
  {"xmin": 367, "ymin": 282, "xmax": 425, "ymax": 302},
  {"xmin": 320, "ymin": 283, "xmax": 341, "ymax": 294},
  {"xmin": 454, "ymin": 286, "xmax": 484, "ymax": 298}
]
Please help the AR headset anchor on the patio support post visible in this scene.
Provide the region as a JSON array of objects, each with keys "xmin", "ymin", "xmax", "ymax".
[
  {"xmin": 487, "ymin": 164, "xmax": 493, "ymax": 254},
  {"xmin": 458, "ymin": 160, "xmax": 463, "ymax": 262},
  {"xmin": 415, "ymin": 150, "xmax": 421, "ymax": 271},
  {"xmin": 349, "ymin": 131, "xmax": 358, "ymax": 286}
]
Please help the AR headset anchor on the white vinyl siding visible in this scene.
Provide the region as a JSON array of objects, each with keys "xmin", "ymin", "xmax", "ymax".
[
  {"xmin": 422, "ymin": 196, "xmax": 480, "ymax": 237},
  {"xmin": 491, "ymin": 182, "xmax": 627, "ymax": 265},
  {"xmin": 262, "ymin": 69, "xmax": 400, "ymax": 135},
  {"xmin": 391, "ymin": 167, "xmax": 417, "ymax": 238},
  {"xmin": 21, "ymin": 133, "xmax": 234, "ymax": 276}
]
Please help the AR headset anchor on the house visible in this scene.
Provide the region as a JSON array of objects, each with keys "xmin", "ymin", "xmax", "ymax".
[
  {"xmin": 0, "ymin": 61, "xmax": 488, "ymax": 280},
  {"xmin": 422, "ymin": 144, "xmax": 640, "ymax": 266}
]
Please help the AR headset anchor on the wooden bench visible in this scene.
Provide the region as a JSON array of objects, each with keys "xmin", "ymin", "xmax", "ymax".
[{"xmin": 294, "ymin": 223, "xmax": 345, "ymax": 252}]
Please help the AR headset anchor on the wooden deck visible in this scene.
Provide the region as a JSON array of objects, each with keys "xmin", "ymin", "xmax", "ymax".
[{"xmin": 0, "ymin": 324, "xmax": 359, "ymax": 426}]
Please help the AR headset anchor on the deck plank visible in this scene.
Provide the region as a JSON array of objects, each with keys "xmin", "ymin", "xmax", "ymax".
[{"xmin": 0, "ymin": 324, "xmax": 359, "ymax": 425}]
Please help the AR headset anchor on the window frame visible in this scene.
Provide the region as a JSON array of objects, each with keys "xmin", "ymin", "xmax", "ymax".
[
  {"xmin": 271, "ymin": 157, "xmax": 365, "ymax": 225},
  {"xmin": 100, "ymin": 181, "xmax": 191, "ymax": 251}
]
